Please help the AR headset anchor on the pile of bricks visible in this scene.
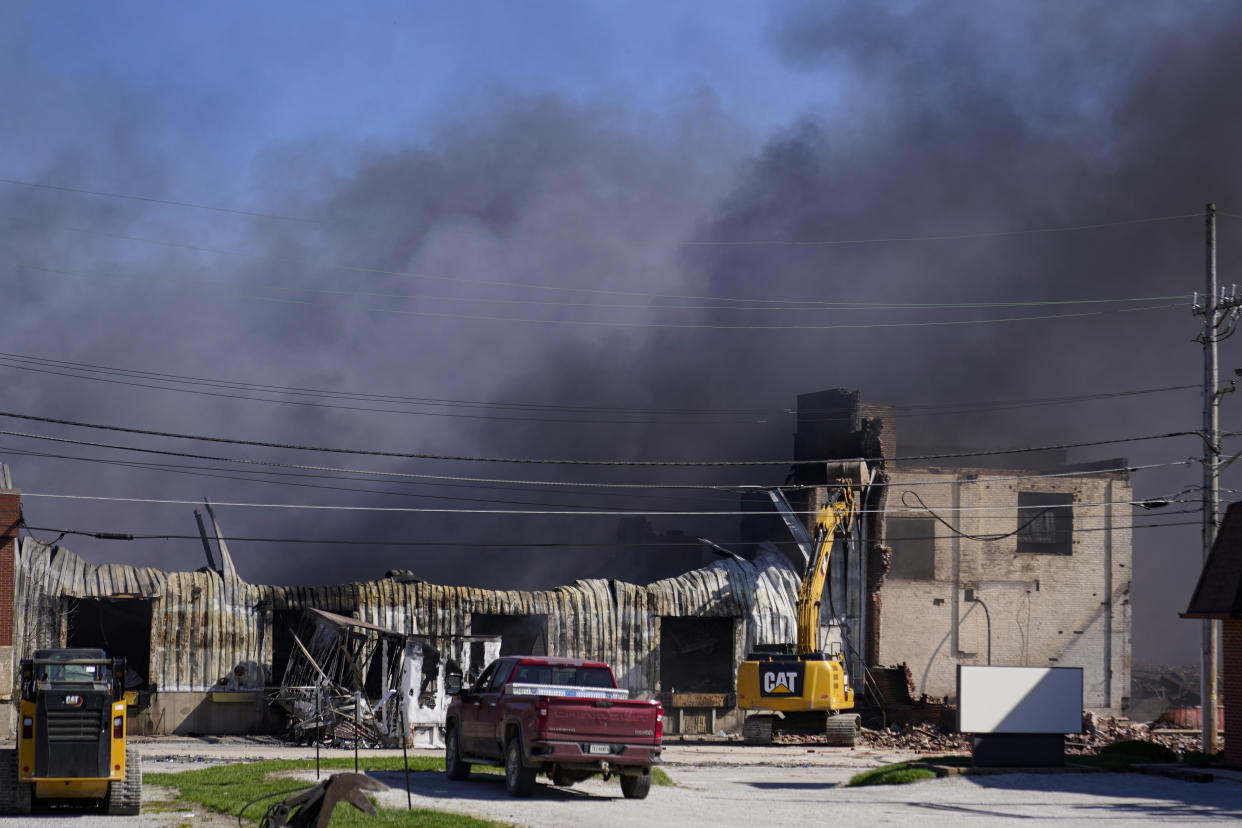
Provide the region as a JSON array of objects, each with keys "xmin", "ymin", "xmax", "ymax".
[
  {"xmin": 835, "ymin": 714, "xmax": 1209, "ymax": 755},
  {"xmin": 1066, "ymin": 713, "xmax": 1204, "ymax": 755},
  {"xmin": 858, "ymin": 722, "xmax": 970, "ymax": 752}
]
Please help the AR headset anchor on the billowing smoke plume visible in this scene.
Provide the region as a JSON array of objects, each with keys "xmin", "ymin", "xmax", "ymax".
[{"xmin": 4, "ymin": 3, "xmax": 1242, "ymax": 664}]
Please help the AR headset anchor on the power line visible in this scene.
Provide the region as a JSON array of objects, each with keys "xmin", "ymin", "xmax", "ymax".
[
  {"xmin": 1, "ymin": 174, "xmax": 1206, "ymax": 249},
  {"xmin": 0, "ymin": 176, "xmax": 328, "ymax": 225},
  {"xmin": 17, "ymin": 517, "xmax": 1203, "ymax": 548},
  {"xmin": 0, "ymin": 409, "xmax": 1201, "ymax": 466},
  {"xmin": 13, "ymin": 260, "xmax": 1190, "ymax": 315},
  {"xmin": 13, "ymin": 259, "xmax": 1176, "ymax": 331},
  {"xmin": 0, "ymin": 349, "xmax": 1199, "ymax": 424},
  {"xmin": 14, "ymin": 257, "xmax": 1189, "ymax": 314},
  {"xmin": 0, "ymin": 437, "xmax": 1193, "ymax": 495},
  {"xmin": 685, "ymin": 212, "xmax": 1205, "ymax": 246},
  {"xmin": 0, "ymin": 443, "xmax": 728, "ymax": 510},
  {"xmin": 16, "ymin": 490, "xmax": 1192, "ymax": 516},
  {"xmin": 3, "ymin": 215, "xmax": 1193, "ymax": 312}
]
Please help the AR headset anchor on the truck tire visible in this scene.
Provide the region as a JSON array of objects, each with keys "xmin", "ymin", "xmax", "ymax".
[
  {"xmin": 742, "ymin": 715, "xmax": 774, "ymax": 744},
  {"xmin": 504, "ymin": 738, "xmax": 536, "ymax": 797},
  {"xmin": 105, "ymin": 747, "xmax": 142, "ymax": 815},
  {"xmin": 620, "ymin": 771, "xmax": 651, "ymax": 800},
  {"xmin": 824, "ymin": 713, "xmax": 860, "ymax": 748},
  {"xmin": 445, "ymin": 724, "xmax": 471, "ymax": 781}
]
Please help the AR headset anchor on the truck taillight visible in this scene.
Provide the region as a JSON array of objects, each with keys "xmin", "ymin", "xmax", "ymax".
[
  {"xmin": 654, "ymin": 703, "xmax": 663, "ymax": 740},
  {"xmin": 113, "ymin": 716, "xmax": 124, "ymax": 739},
  {"xmin": 22, "ymin": 717, "xmax": 32, "ymax": 739},
  {"xmin": 535, "ymin": 700, "xmax": 549, "ymax": 739}
]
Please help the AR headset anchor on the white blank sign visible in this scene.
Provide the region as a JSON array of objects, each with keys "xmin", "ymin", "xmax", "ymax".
[{"xmin": 957, "ymin": 666, "xmax": 1083, "ymax": 734}]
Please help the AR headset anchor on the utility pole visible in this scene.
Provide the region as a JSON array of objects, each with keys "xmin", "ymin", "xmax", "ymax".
[
  {"xmin": 1195, "ymin": 203, "xmax": 1242, "ymax": 754},
  {"xmin": 1202, "ymin": 203, "xmax": 1220, "ymax": 756}
]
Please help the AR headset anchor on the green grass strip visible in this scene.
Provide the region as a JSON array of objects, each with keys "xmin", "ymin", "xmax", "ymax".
[
  {"xmin": 847, "ymin": 761, "xmax": 938, "ymax": 787},
  {"xmin": 147, "ymin": 758, "xmax": 501, "ymax": 827},
  {"xmin": 147, "ymin": 755, "xmax": 673, "ymax": 824}
]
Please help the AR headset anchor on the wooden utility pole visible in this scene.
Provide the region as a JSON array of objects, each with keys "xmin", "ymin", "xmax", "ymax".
[{"xmin": 1202, "ymin": 203, "xmax": 1220, "ymax": 755}]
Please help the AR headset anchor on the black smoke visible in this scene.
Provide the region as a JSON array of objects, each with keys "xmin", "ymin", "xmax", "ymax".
[{"xmin": 5, "ymin": 4, "xmax": 1242, "ymax": 666}]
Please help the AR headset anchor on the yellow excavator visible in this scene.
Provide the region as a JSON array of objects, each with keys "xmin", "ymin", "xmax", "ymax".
[{"xmin": 736, "ymin": 461, "xmax": 870, "ymax": 746}]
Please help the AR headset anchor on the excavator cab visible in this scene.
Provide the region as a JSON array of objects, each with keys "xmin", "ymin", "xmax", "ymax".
[
  {"xmin": 736, "ymin": 461, "xmax": 871, "ymax": 746},
  {"xmin": 1, "ymin": 648, "xmax": 142, "ymax": 815}
]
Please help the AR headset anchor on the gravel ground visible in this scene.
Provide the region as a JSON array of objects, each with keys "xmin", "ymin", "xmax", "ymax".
[{"xmin": 1, "ymin": 738, "xmax": 1240, "ymax": 826}]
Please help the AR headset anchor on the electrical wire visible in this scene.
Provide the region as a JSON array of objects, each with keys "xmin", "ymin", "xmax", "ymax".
[
  {"xmin": 686, "ymin": 212, "xmax": 1206, "ymax": 246},
  {"xmin": 11, "ymin": 259, "xmax": 1174, "ymax": 331},
  {"xmin": 0, "ymin": 444, "xmax": 730, "ymax": 511},
  {"xmin": 2, "ymin": 217, "xmax": 1193, "ymax": 312},
  {"xmin": 16, "ymin": 489, "xmax": 1193, "ymax": 516},
  {"xmin": 11, "ymin": 260, "xmax": 1189, "ymax": 315},
  {"xmin": 0, "ymin": 409, "xmax": 1202, "ymax": 466},
  {"xmin": 0, "ymin": 176, "xmax": 328, "ymax": 226},
  {"xmin": 902, "ymin": 490, "xmax": 1068, "ymax": 541},
  {"xmin": 0, "ymin": 349, "xmax": 1200, "ymax": 425},
  {"xmin": 18, "ymin": 517, "xmax": 1203, "ymax": 548},
  {"xmin": 0, "ymin": 174, "xmax": 1206, "ymax": 248},
  {"xmin": 2, "ymin": 436, "xmax": 1192, "ymax": 489}
]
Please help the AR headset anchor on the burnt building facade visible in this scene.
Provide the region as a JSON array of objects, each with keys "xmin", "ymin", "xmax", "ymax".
[
  {"xmin": 3, "ymin": 489, "xmax": 810, "ymax": 737},
  {"xmin": 795, "ymin": 389, "xmax": 1133, "ymax": 714}
]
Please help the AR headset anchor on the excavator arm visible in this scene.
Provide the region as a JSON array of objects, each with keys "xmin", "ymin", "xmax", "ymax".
[{"xmin": 795, "ymin": 485, "xmax": 857, "ymax": 654}]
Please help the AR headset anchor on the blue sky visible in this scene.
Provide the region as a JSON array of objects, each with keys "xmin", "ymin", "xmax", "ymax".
[{"xmin": 7, "ymin": 1, "xmax": 834, "ymax": 196}]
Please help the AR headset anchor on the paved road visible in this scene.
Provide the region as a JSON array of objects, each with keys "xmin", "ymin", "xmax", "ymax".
[
  {"xmin": 362, "ymin": 764, "xmax": 1242, "ymax": 827},
  {"xmin": 2, "ymin": 739, "xmax": 1240, "ymax": 826}
]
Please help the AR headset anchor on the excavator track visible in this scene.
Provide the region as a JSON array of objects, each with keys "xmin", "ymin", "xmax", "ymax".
[
  {"xmin": 742, "ymin": 714, "xmax": 775, "ymax": 745},
  {"xmin": 105, "ymin": 747, "xmax": 143, "ymax": 816},
  {"xmin": 0, "ymin": 748, "xmax": 32, "ymax": 815},
  {"xmin": 824, "ymin": 713, "xmax": 861, "ymax": 747}
]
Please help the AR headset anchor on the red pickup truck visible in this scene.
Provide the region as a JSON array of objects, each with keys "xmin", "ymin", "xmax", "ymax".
[{"xmin": 444, "ymin": 656, "xmax": 663, "ymax": 798}]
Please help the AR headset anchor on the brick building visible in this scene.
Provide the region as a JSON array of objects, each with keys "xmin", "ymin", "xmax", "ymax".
[
  {"xmin": 795, "ymin": 390, "xmax": 1132, "ymax": 714},
  {"xmin": 1182, "ymin": 500, "xmax": 1242, "ymax": 766}
]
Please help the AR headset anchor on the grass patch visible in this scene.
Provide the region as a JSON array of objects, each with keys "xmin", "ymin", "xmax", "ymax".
[
  {"xmin": 848, "ymin": 762, "xmax": 938, "ymax": 787},
  {"xmin": 1099, "ymin": 740, "xmax": 1177, "ymax": 763},
  {"xmin": 1068, "ymin": 754, "xmax": 1144, "ymax": 772},
  {"xmin": 148, "ymin": 755, "xmax": 673, "ymax": 823},
  {"xmin": 1182, "ymin": 750, "xmax": 1225, "ymax": 767},
  {"xmin": 147, "ymin": 757, "xmax": 504, "ymax": 827}
]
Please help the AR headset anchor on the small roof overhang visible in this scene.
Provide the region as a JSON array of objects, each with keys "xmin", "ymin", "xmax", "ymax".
[{"xmin": 1181, "ymin": 501, "xmax": 1242, "ymax": 619}]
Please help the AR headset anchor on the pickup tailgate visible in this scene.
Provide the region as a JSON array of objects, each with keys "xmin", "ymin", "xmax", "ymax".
[
  {"xmin": 510, "ymin": 683, "xmax": 660, "ymax": 744},
  {"xmin": 545, "ymin": 697, "xmax": 660, "ymax": 744}
]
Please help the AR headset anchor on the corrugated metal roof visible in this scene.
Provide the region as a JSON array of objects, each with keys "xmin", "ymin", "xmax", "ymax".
[{"xmin": 14, "ymin": 536, "xmax": 804, "ymax": 695}]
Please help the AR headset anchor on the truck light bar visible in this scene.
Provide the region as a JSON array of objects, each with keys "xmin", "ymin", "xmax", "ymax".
[{"xmin": 506, "ymin": 683, "xmax": 629, "ymax": 700}]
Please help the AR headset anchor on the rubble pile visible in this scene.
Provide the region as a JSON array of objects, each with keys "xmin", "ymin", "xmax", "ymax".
[
  {"xmin": 271, "ymin": 608, "xmax": 408, "ymax": 748},
  {"xmin": 1067, "ymin": 713, "xmax": 1203, "ymax": 755},
  {"xmin": 840, "ymin": 714, "xmax": 1209, "ymax": 756},
  {"xmin": 859, "ymin": 722, "xmax": 970, "ymax": 753}
]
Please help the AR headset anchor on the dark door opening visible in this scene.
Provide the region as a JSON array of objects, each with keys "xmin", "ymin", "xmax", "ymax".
[
  {"xmin": 659, "ymin": 616, "xmax": 735, "ymax": 693},
  {"xmin": 470, "ymin": 614, "xmax": 548, "ymax": 656},
  {"xmin": 271, "ymin": 609, "xmax": 306, "ymax": 686},
  {"xmin": 65, "ymin": 597, "xmax": 153, "ymax": 690}
]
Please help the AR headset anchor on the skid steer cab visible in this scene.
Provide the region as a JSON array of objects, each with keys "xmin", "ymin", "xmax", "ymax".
[{"xmin": 1, "ymin": 648, "xmax": 142, "ymax": 815}]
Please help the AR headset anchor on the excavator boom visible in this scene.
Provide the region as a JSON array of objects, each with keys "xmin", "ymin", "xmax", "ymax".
[
  {"xmin": 795, "ymin": 485, "xmax": 856, "ymax": 654},
  {"xmin": 736, "ymin": 461, "xmax": 871, "ymax": 746}
]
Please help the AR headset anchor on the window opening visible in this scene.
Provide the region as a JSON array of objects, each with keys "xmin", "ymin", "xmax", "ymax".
[{"xmin": 1017, "ymin": 492, "xmax": 1074, "ymax": 555}]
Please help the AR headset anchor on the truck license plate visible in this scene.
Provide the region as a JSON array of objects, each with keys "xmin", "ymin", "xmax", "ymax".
[{"xmin": 588, "ymin": 744, "xmax": 611, "ymax": 755}]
